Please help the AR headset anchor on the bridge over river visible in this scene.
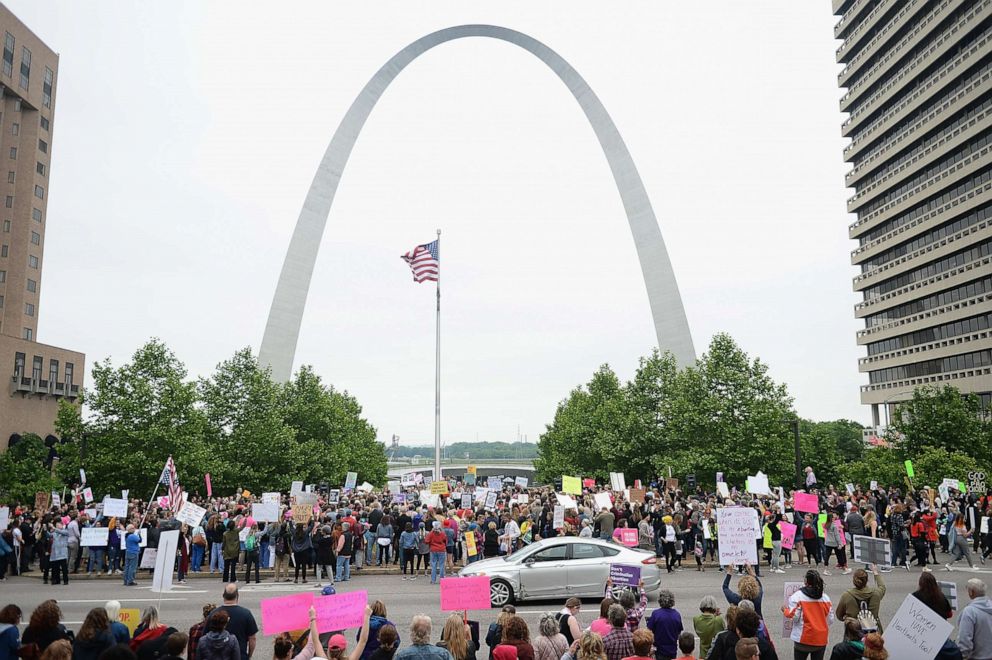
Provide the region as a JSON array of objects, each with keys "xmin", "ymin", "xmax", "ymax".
[{"xmin": 387, "ymin": 460, "xmax": 537, "ymax": 483}]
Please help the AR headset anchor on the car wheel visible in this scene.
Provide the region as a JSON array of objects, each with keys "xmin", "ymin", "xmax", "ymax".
[{"xmin": 490, "ymin": 578, "xmax": 514, "ymax": 607}]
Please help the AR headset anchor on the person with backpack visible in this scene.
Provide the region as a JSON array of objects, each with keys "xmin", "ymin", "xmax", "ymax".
[
  {"xmin": 336, "ymin": 522, "xmax": 355, "ymax": 583},
  {"xmin": 834, "ymin": 564, "xmax": 886, "ymax": 633},
  {"xmin": 273, "ymin": 520, "xmax": 291, "ymax": 583},
  {"xmin": 243, "ymin": 525, "xmax": 260, "ymax": 584}
]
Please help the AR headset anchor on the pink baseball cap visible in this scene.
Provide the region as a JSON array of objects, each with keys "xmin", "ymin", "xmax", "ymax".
[{"xmin": 327, "ymin": 635, "xmax": 347, "ymax": 651}]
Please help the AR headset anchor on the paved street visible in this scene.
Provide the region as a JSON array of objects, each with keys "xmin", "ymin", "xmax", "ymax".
[{"xmin": 3, "ymin": 561, "xmax": 992, "ymax": 657}]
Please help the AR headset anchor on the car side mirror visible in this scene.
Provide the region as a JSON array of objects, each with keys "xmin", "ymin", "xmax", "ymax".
[{"xmin": 524, "ymin": 557, "xmax": 536, "ymax": 565}]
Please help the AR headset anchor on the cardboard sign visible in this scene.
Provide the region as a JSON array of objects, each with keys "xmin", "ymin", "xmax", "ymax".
[
  {"xmin": 430, "ymin": 480, "xmax": 450, "ymax": 495},
  {"xmin": 81, "ymin": 527, "xmax": 109, "ymax": 546},
  {"xmin": 628, "ymin": 488, "xmax": 645, "ymax": 503},
  {"xmin": 562, "ymin": 476, "xmax": 581, "ymax": 495},
  {"xmin": 176, "ymin": 501, "xmax": 208, "ymax": 527},
  {"xmin": 103, "ymin": 497, "xmax": 127, "ymax": 518},
  {"xmin": 610, "ymin": 472, "xmax": 626, "ymax": 492},
  {"xmin": 291, "ymin": 504, "xmax": 312, "ymax": 524},
  {"xmin": 852, "ymin": 535, "xmax": 892, "ymax": 565},
  {"xmin": 34, "ymin": 491, "xmax": 50, "ymax": 511},
  {"xmin": 609, "ymin": 564, "xmax": 640, "ymax": 587},
  {"xmin": 665, "ymin": 478, "xmax": 679, "ymax": 491},
  {"xmin": 618, "ymin": 528, "xmax": 638, "ymax": 547},
  {"xmin": 117, "ymin": 609, "xmax": 141, "ymax": 636},
  {"xmin": 344, "ymin": 472, "xmax": 358, "ymax": 490},
  {"xmin": 793, "ymin": 492, "xmax": 819, "ymax": 514},
  {"xmin": 781, "ymin": 582, "xmax": 804, "ymax": 638},
  {"xmin": 779, "ymin": 521, "xmax": 797, "ymax": 550},
  {"xmin": 465, "ymin": 528, "xmax": 478, "ymax": 556},
  {"xmin": 262, "ymin": 492, "xmax": 280, "ymax": 505},
  {"xmin": 717, "ymin": 507, "xmax": 758, "ymax": 565},
  {"xmin": 553, "ymin": 506, "xmax": 565, "ymax": 529},
  {"xmin": 440, "ymin": 576, "xmax": 491, "ymax": 611},
  {"xmin": 315, "ymin": 589, "xmax": 368, "ymax": 632},
  {"xmin": 884, "ymin": 594, "xmax": 952, "ymax": 660},
  {"xmin": 261, "ymin": 592, "xmax": 315, "ymax": 635}
]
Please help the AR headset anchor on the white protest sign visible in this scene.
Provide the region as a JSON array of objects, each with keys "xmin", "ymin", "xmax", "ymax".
[
  {"xmin": 120, "ymin": 528, "xmax": 148, "ymax": 550},
  {"xmin": 474, "ymin": 487, "xmax": 490, "ymax": 503},
  {"xmin": 262, "ymin": 492, "xmax": 281, "ymax": 505},
  {"xmin": 518, "ymin": 494, "xmax": 529, "ymax": 504},
  {"xmin": 609, "ymin": 472, "xmax": 626, "ymax": 492},
  {"xmin": 139, "ymin": 548, "xmax": 157, "ymax": 569},
  {"xmin": 0, "ymin": 506, "xmax": 9, "ymax": 531},
  {"xmin": 460, "ymin": 493, "xmax": 472, "ymax": 509},
  {"xmin": 593, "ymin": 493, "xmax": 613, "ymax": 512},
  {"xmin": 176, "ymin": 501, "xmax": 208, "ymax": 527},
  {"xmin": 81, "ymin": 527, "xmax": 109, "ymax": 547},
  {"xmin": 717, "ymin": 507, "xmax": 759, "ymax": 565},
  {"xmin": 344, "ymin": 472, "xmax": 358, "ymax": 490},
  {"xmin": 121, "ymin": 490, "xmax": 129, "ymax": 500},
  {"xmin": 252, "ymin": 502, "xmax": 280, "ymax": 523},
  {"xmin": 85, "ymin": 508, "xmax": 97, "ymax": 519},
  {"xmin": 290, "ymin": 481, "xmax": 304, "ymax": 495},
  {"xmin": 716, "ymin": 482, "xmax": 730, "ymax": 498},
  {"xmin": 152, "ymin": 530, "xmax": 179, "ymax": 592},
  {"xmin": 781, "ymin": 582, "xmax": 804, "ymax": 638},
  {"xmin": 401, "ymin": 473, "xmax": 416, "ymax": 486},
  {"xmin": 358, "ymin": 482, "xmax": 373, "ymax": 493},
  {"xmin": 82, "ymin": 487, "xmax": 94, "ymax": 504},
  {"xmin": 51, "ymin": 492, "xmax": 61, "ymax": 509},
  {"xmin": 555, "ymin": 493, "xmax": 577, "ymax": 509},
  {"xmin": 846, "ymin": 483, "xmax": 855, "ymax": 495},
  {"xmin": 484, "ymin": 491, "xmax": 498, "ymax": 511},
  {"xmin": 102, "ymin": 497, "xmax": 128, "ymax": 518},
  {"xmin": 80, "ymin": 468, "xmax": 86, "ymax": 484},
  {"xmin": 745, "ymin": 472, "xmax": 771, "ymax": 496},
  {"xmin": 883, "ymin": 594, "xmax": 952, "ymax": 660},
  {"xmin": 870, "ymin": 480, "xmax": 878, "ymax": 491},
  {"xmin": 514, "ymin": 477, "xmax": 529, "ymax": 489},
  {"xmin": 553, "ymin": 506, "xmax": 564, "ymax": 529}
]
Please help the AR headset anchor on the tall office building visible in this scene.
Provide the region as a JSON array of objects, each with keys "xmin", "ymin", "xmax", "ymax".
[
  {"xmin": 833, "ymin": 0, "xmax": 992, "ymax": 426},
  {"xmin": 0, "ymin": 2, "xmax": 84, "ymax": 448}
]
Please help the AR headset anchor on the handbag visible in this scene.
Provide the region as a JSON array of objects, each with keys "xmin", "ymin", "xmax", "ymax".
[{"xmin": 192, "ymin": 533, "xmax": 206, "ymax": 547}]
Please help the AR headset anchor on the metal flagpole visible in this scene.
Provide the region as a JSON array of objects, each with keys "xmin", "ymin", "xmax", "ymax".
[{"xmin": 434, "ymin": 229, "xmax": 442, "ymax": 483}]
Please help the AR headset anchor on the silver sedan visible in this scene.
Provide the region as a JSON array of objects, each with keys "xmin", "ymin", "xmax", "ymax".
[{"xmin": 457, "ymin": 536, "xmax": 662, "ymax": 607}]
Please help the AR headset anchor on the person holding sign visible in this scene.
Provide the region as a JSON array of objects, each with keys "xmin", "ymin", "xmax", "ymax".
[
  {"xmin": 834, "ymin": 565, "xmax": 886, "ymax": 634},
  {"xmin": 781, "ymin": 570, "xmax": 833, "ymax": 660}
]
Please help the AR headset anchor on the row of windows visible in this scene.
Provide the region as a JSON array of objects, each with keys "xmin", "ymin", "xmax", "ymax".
[
  {"xmin": 868, "ymin": 349, "xmax": 992, "ymax": 384},
  {"xmin": 13, "ymin": 353, "xmax": 74, "ymax": 384},
  {"xmin": 842, "ymin": 1, "xmax": 922, "ymax": 88},
  {"xmin": 855, "ymin": 93, "xmax": 992, "ymax": 192},
  {"xmin": 855, "ymin": 126, "xmax": 992, "ymax": 217},
  {"xmin": 865, "ymin": 276, "xmax": 991, "ymax": 327},
  {"xmin": 846, "ymin": 3, "xmax": 987, "ymax": 122},
  {"xmin": 851, "ymin": 55, "xmax": 992, "ymax": 166},
  {"xmin": 863, "ymin": 239, "xmax": 991, "ymax": 299},
  {"xmin": 866, "ymin": 313, "xmax": 992, "ymax": 355},
  {"xmin": 858, "ymin": 165, "xmax": 992, "ymax": 244},
  {"xmin": 19, "ymin": 45, "xmax": 30, "ymax": 92}
]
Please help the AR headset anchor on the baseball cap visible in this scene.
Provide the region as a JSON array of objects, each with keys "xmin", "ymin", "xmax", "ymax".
[
  {"xmin": 321, "ymin": 585, "xmax": 336, "ymax": 596},
  {"xmin": 327, "ymin": 634, "xmax": 347, "ymax": 651}
]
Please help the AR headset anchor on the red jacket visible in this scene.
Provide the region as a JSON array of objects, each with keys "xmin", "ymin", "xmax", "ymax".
[{"xmin": 426, "ymin": 529, "xmax": 448, "ymax": 552}]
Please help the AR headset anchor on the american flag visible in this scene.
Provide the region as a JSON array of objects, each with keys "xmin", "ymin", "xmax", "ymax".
[
  {"xmin": 160, "ymin": 456, "xmax": 183, "ymax": 514},
  {"xmin": 401, "ymin": 240, "xmax": 439, "ymax": 283}
]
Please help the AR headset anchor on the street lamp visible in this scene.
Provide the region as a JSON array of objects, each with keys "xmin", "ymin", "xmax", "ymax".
[
  {"xmin": 782, "ymin": 417, "xmax": 801, "ymax": 490},
  {"xmin": 882, "ymin": 390, "xmax": 914, "ymax": 428}
]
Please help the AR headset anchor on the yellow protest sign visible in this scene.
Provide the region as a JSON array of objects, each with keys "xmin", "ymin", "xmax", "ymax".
[
  {"xmin": 465, "ymin": 529, "xmax": 477, "ymax": 556},
  {"xmin": 242, "ymin": 490, "xmax": 252, "ymax": 499},
  {"xmin": 562, "ymin": 476, "xmax": 581, "ymax": 495},
  {"xmin": 118, "ymin": 609, "xmax": 141, "ymax": 636},
  {"xmin": 430, "ymin": 480, "xmax": 450, "ymax": 495},
  {"xmin": 467, "ymin": 465, "xmax": 477, "ymax": 475}
]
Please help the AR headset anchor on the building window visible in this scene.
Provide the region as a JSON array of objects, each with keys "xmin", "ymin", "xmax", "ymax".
[
  {"xmin": 4, "ymin": 196, "xmax": 12, "ymax": 208},
  {"xmin": 65, "ymin": 362, "xmax": 73, "ymax": 385},
  {"xmin": 37, "ymin": 140, "xmax": 46, "ymax": 154},
  {"xmin": 13, "ymin": 352, "xmax": 24, "ymax": 376},
  {"xmin": 33, "ymin": 184, "xmax": 43, "ymax": 199},
  {"xmin": 22, "ymin": 327, "xmax": 32, "ymax": 340},
  {"xmin": 0, "ymin": 295, "xmax": 4, "ymax": 308},
  {"xmin": 6, "ymin": 171, "xmax": 12, "ymax": 184},
  {"xmin": 30, "ymin": 231, "xmax": 39, "ymax": 245},
  {"xmin": 24, "ymin": 302, "xmax": 33, "ymax": 316},
  {"xmin": 31, "ymin": 355, "xmax": 41, "ymax": 380},
  {"xmin": 32, "ymin": 208, "xmax": 41, "ymax": 222},
  {"xmin": 28, "ymin": 255, "xmax": 38, "ymax": 268},
  {"xmin": 9, "ymin": 147, "xmax": 15, "ymax": 159},
  {"xmin": 1, "ymin": 220, "xmax": 7, "ymax": 232},
  {"xmin": 0, "ymin": 270, "xmax": 5, "ymax": 282},
  {"xmin": 2, "ymin": 33, "xmax": 12, "ymax": 78},
  {"xmin": 19, "ymin": 46, "xmax": 30, "ymax": 91},
  {"xmin": 36, "ymin": 162, "xmax": 44, "ymax": 176},
  {"xmin": 13, "ymin": 99, "xmax": 20, "ymax": 112},
  {"xmin": 48, "ymin": 358, "xmax": 57, "ymax": 383},
  {"xmin": 10, "ymin": 122, "xmax": 17, "ymax": 136},
  {"xmin": 0, "ymin": 244, "xmax": 6, "ymax": 257},
  {"xmin": 42, "ymin": 67, "xmax": 52, "ymax": 108},
  {"xmin": 26, "ymin": 278, "xmax": 35, "ymax": 292},
  {"xmin": 39, "ymin": 116, "xmax": 49, "ymax": 131}
]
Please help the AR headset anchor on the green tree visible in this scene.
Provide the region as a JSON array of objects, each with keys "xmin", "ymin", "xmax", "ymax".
[
  {"xmin": 910, "ymin": 446, "xmax": 985, "ymax": 490},
  {"xmin": 799, "ymin": 419, "xmax": 865, "ymax": 487},
  {"xmin": 200, "ymin": 348, "xmax": 300, "ymax": 493},
  {"xmin": 281, "ymin": 365, "xmax": 386, "ymax": 487},
  {"xmin": 0, "ymin": 434, "xmax": 61, "ymax": 504},
  {"xmin": 836, "ymin": 447, "xmax": 906, "ymax": 489},
  {"xmin": 893, "ymin": 386, "xmax": 988, "ymax": 462}
]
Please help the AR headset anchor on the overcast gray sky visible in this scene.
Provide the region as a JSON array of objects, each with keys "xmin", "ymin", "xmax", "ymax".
[{"xmin": 13, "ymin": 1, "xmax": 861, "ymax": 446}]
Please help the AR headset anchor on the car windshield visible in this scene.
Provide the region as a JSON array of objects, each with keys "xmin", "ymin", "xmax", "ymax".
[{"xmin": 504, "ymin": 543, "xmax": 541, "ymax": 561}]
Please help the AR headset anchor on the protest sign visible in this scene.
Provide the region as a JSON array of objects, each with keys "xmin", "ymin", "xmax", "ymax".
[
  {"xmin": 467, "ymin": 465, "xmax": 477, "ymax": 475},
  {"xmin": 328, "ymin": 490, "xmax": 340, "ymax": 504},
  {"xmin": 939, "ymin": 581, "xmax": 958, "ymax": 611},
  {"xmin": 84, "ymin": 508, "xmax": 97, "ymax": 520},
  {"xmin": 665, "ymin": 478, "xmax": 679, "ymax": 491},
  {"xmin": 515, "ymin": 477, "xmax": 529, "ymax": 489},
  {"xmin": 629, "ymin": 488, "xmax": 646, "ymax": 503},
  {"xmin": 852, "ymin": 535, "xmax": 891, "ymax": 565},
  {"xmin": 716, "ymin": 482, "xmax": 730, "ymax": 498},
  {"xmin": 553, "ymin": 506, "xmax": 564, "ymax": 529},
  {"xmin": 465, "ymin": 529, "xmax": 477, "ymax": 556},
  {"xmin": 358, "ymin": 482, "xmax": 373, "ymax": 493},
  {"xmin": 904, "ymin": 460, "xmax": 915, "ymax": 478},
  {"xmin": 0, "ymin": 507, "xmax": 8, "ymax": 532},
  {"xmin": 80, "ymin": 468, "xmax": 86, "ymax": 484},
  {"xmin": 290, "ymin": 480, "xmax": 304, "ymax": 495},
  {"xmin": 970, "ymin": 471, "xmax": 987, "ymax": 493},
  {"xmin": 261, "ymin": 592, "xmax": 315, "ymax": 635},
  {"xmin": 593, "ymin": 493, "xmax": 613, "ymax": 512},
  {"xmin": 460, "ymin": 493, "xmax": 472, "ymax": 509},
  {"xmin": 81, "ymin": 487, "xmax": 93, "ymax": 504},
  {"xmin": 609, "ymin": 564, "xmax": 640, "ymax": 587},
  {"xmin": 205, "ymin": 473, "xmax": 212, "ymax": 497},
  {"xmin": 315, "ymin": 590, "xmax": 368, "ymax": 632},
  {"xmin": 793, "ymin": 492, "xmax": 819, "ymax": 514},
  {"xmin": 262, "ymin": 492, "xmax": 280, "ymax": 505},
  {"xmin": 484, "ymin": 491, "xmax": 497, "ymax": 511},
  {"xmin": 152, "ymin": 530, "xmax": 179, "ymax": 592},
  {"xmin": 344, "ymin": 472, "xmax": 358, "ymax": 490},
  {"xmin": 870, "ymin": 480, "xmax": 878, "ymax": 491},
  {"xmin": 884, "ymin": 594, "xmax": 952, "ymax": 660},
  {"xmin": 401, "ymin": 473, "xmax": 416, "ymax": 486},
  {"xmin": 717, "ymin": 507, "xmax": 758, "ymax": 565},
  {"xmin": 846, "ymin": 483, "xmax": 855, "ymax": 495},
  {"xmin": 779, "ymin": 522, "xmax": 797, "ymax": 550},
  {"xmin": 34, "ymin": 491, "xmax": 50, "ymax": 511},
  {"xmin": 176, "ymin": 501, "xmax": 207, "ymax": 527},
  {"xmin": 117, "ymin": 609, "xmax": 141, "ymax": 636},
  {"xmin": 121, "ymin": 528, "xmax": 147, "ymax": 550},
  {"xmin": 487, "ymin": 477, "xmax": 501, "ymax": 490},
  {"xmin": 474, "ymin": 487, "xmax": 489, "ymax": 503},
  {"xmin": 291, "ymin": 504, "xmax": 312, "ymax": 524},
  {"xmin": 562, "ymin": 476, "xmax": 581, "ymax": 495},
  {"xmin": 103, "ymin": 497, "xmax": 127, "ymax": 518},
  {"xmin": 746, "ymin": 472, "xmax": 771, "ymax": 496},
  {"xmin": 393, "ymin": 493, "xmax": 406, "ymax": 504},
  {"xmin": 157, "ymin": 496, "xmax": 170, "ymax": 509},
  {"xmin": 555, "ymin": 493, "xmax": 577, "ymax": 509},
  {"xmin": 619, "ymin": 528, "xmax": 638, "ymax": 547},
  {"xmin": 252, "ymin": 503, "xmax": 280, "ymax": 523},
  {"xmin": 440, "ymin": 576, "xmax": 491, "ymax": 611},
  {"xmin": 781, "ymin": 582, "xmax": 804, "ymax": 638},
  {"xmin": 51, "ymin": 492, "xmax": 60, "ymax": 509},
  {"xmin": 81, "ymin": 527, "xmax": 109, "ymax": 546},
  {"xmin": 517, "ymin": 494, "xmax": 529, "ymax": 504},
  {"xmin": 430, "ymin": 481, "xmax": 450, "ymax": 495},
  {"xmin": 464, "ymin": 474, "xmax": 476, "ymax": 486},
  {"xmin": 293, "ymin": 492, "xmax": 317, "ymax": 507},
  {"xmin": 139, "ymin": 549, "xmax": 157, "ymax": 569},
  {"xmin": 609, "ymin": 472, "xmax": 626, "ymax": 492}
]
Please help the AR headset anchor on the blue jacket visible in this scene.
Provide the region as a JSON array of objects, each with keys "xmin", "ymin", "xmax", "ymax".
[{"xmin": 0, "ymin": 623, "xmax": 19, "ymax": 660}]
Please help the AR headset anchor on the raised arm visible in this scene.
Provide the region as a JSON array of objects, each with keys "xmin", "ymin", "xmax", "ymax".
[{"xmin": 347, "ymin": 606, "xmax": 374, "ymax": 660}]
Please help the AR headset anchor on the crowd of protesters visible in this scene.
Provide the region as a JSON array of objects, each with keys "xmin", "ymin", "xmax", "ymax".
[{"xmin": 4, "ymin": 468, "xmax": 992, "ymax": 658}]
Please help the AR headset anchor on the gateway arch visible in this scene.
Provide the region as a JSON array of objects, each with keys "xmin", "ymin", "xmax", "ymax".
[{"xmin": 259, "ymin": 24, "xmax": 695, "ymax": 381}]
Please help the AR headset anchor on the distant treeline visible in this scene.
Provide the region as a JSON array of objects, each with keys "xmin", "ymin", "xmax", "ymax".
[{"xmin": 391, "ymin": 441, "xmax": 538, "ymax": 459}]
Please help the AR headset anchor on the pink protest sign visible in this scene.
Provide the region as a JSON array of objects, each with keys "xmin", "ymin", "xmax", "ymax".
[
  {"xmin": 582, "ymin": 478, "xmax": 596, "ymax": 488},
  {"xmin": 315, "ymin": 590, "xmax": 367, "ymax": 633},
  {"xmin": 440, "ymin": 576, "xmax": 492, "ymax": 611},
  {"xmin": 157, "ymin": 496, "xmax": 170, "ymax": 509},
  {"xmin": 205, "ymin": 473, "xmax": 212, "ymax": 497},
  {"xmin": 619, "ymin": 528, "xmax": 638, "ymax": 547},
  {"xmin": 261, "ymin": 592, "xmax": 314, "ymax": 635},
  {"xmin": 793, "ymin": 492, "xmax": 819, "ymax": 514},
  {"xmin": 779, "ymin": 521, "xmax": 797, "ymax": 550}
]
